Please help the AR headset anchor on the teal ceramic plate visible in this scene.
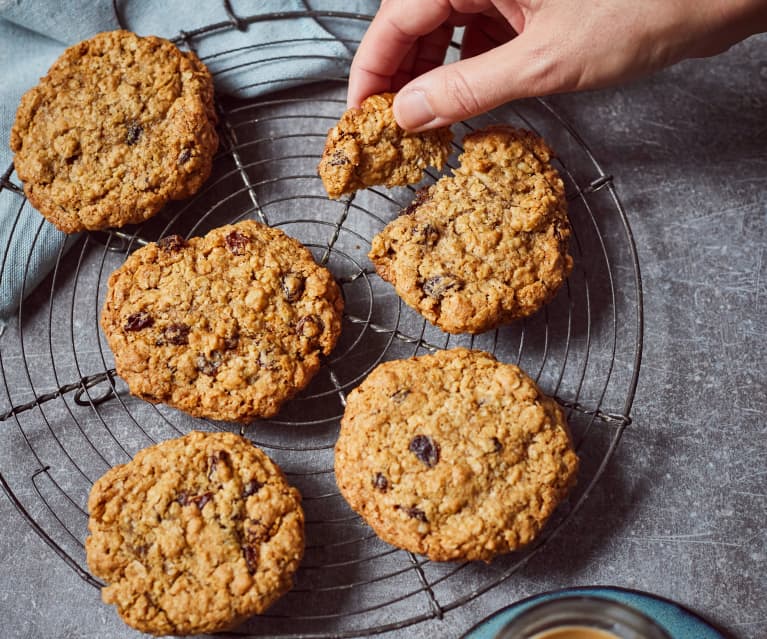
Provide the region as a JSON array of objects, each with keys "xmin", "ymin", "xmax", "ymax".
[{"xmin": 462, "ymin": 586, "xmax": 727, "ymax": 639}]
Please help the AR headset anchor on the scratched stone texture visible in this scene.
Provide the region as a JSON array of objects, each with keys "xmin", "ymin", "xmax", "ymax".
[{"xmin": 0, "ymin": 33, "xmax": 765, "ymax": 639}]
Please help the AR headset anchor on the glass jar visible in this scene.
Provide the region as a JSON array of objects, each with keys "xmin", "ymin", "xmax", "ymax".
[{"xmin": 495, "ymin": 595, "xmax": 672, "ymax": 639}]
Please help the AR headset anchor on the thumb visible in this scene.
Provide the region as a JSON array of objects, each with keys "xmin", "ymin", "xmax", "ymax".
[{"xmin": 393, "ymin": 32, "xmax": 564, "ymax": 131}]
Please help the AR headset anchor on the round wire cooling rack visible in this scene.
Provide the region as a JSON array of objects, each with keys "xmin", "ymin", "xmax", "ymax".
[{"xmin": 0, "ymin": 8, "xmax": 643, "ymax": 638}]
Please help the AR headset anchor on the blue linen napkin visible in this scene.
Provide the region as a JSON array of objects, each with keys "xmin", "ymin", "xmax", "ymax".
[{"xmin": 0, "ymin": 0, "xmax": 379, "ymax": 327}]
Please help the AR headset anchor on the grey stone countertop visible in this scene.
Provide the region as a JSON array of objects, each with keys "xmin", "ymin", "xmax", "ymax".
[{"xmin": 0, "ymin": 34, "xmax": 765, "ymax": 639}]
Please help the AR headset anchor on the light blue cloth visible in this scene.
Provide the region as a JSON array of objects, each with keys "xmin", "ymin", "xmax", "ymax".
[{"xmin": 0, "ymin": 0, "xmax": 379, "ymax": 325}]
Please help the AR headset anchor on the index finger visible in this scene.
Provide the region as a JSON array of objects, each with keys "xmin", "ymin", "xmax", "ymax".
[{"xmin": 347, "ymin": 0, "xmax": 457, "ymax": 107}]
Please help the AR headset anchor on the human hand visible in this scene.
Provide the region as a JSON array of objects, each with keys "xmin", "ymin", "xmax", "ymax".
[{"xmin": 348, "ymin": 0, "xmax": 767, "ymax": 131}]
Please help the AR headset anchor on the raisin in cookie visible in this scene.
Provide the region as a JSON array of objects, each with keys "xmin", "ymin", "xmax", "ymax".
[
  {"xmin": 101, "ymin": 220, "xmax": 344, "ymax": 422},
  {"xmin": 10, "ymin": 30, "xmax": 218, "ymax": 233},
  {"xmin": 369, "ymin": 125, "xmax": 573, "ymax": 334},
  {"xmin": 335, "ymin": 348, "xmax": 578, "ymax": 562},
  {"xmin": 86, "ymin": 431, "xmax": 304, "ymax": 635},
  {"xmin": 318, "ymin": 92, "xmax": 453, "ymax": 199}
]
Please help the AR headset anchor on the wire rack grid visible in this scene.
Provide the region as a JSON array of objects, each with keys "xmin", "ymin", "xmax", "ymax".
[{"xmin": 0, "ymin": 7, "xmax": 643, "ymax": 638}]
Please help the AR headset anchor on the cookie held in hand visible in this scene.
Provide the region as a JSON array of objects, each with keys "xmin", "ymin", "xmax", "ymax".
[{"xmin": 318, "ymin": 92, "xmax": 453, "ymax": 199}]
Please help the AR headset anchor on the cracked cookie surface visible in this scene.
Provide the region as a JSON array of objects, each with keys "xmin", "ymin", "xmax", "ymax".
[
  {"xmin": 369, "ymin": 125, "xmax": 573, "ymax": 334},
  {"xmin": 318, "ymin": 92, "xmax": 453, "ymax": 199},
  {"xmin": 86, "ymin": 431, "xmax": 304, "ymax": 635},
  {"xmin": 335, "ymin": 348, "xmax": 578, "ymax": 562},
  {"xmin": 10, "ymin": 30, "xmax": 218, "ymax": 233},
  {"xmin": 101, "ymin": 220, "xmax": 344, "ymax": 422}
]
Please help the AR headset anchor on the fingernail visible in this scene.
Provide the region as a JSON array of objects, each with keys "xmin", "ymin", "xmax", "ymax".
[{"xmin": 394, "ymin": 90, "xmax": 436, "ymax": 131}]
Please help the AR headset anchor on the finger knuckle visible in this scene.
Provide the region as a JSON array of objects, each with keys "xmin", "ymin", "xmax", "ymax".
[
  {"xmin": 442, "ymin": 67, "xmax": 483, "ymax": 118},
  {"xmin": 526, "ymin": 44, "xmax": 584, "ymax": 94}
]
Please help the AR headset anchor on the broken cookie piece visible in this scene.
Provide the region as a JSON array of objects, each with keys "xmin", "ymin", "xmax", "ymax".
[{"xmin": 318, "ymin": 92, "xmax": 453, "ymax": 199}]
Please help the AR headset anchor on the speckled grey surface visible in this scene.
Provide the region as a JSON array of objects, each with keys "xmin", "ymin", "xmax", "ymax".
[{"xmin": 0, "ymin": 32, "xmax": 765, "ymax": 639}]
